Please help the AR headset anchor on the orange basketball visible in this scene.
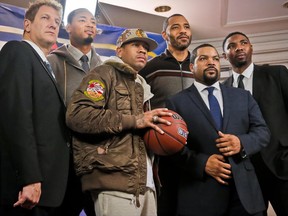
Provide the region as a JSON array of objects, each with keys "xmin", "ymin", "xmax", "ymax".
[{"xmin": 143, "ymin": 110, "xmax": 188, "ymax": 156}]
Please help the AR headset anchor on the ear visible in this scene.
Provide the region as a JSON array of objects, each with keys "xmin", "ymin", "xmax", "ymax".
[
  {"xmin": 222, "ymin": 52, "xmax": 228, "ymax": 60},
  {"xmin": 161, "ymin": 31, "xmax": 168, "ymax": 41},
  {"xmin": 24, "ymin": 19, "xmax": 31, "ymax": 33},
  {"xmin": 66, "ymin": 24, "xmax": 71, "ymax": 33},
  {"xmin": 189, "ymin": 63, "xmax": 194, "ymax": 72},
  {"xmin": 116, "ymin": 47, "xmax": 122, "ymax": 58}
]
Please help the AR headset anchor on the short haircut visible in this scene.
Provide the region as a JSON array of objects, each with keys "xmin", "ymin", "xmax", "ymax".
[
  {"xmin": 190, "ymin": 43, "xmax": 217, "ymax": 63},
  {"xmin": 222, "ymin": 31, "xmax": 250, "ymax": 51},
  {"xmin": 67, "ymin": 8, "xmax": 92, "ymax": 24},
  {"xmin": 25, "ymin": 0, "xmax": 63, "ymax": 22},
  {"xmin": 162, "ymin": 14, "xmax": 185, "ymax": 32}
]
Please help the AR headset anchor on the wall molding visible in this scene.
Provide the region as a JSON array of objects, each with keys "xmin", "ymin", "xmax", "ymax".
[{"xmin": 190, "ymin": 30, "xmax": 288, "ymax": 79}]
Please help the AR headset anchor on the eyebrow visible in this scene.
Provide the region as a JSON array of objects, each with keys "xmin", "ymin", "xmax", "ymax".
[
  {"xmin": 198, "ymin": 54, "xmax": 219, "ymax": 58},
  {"xmin": 78, "ymin": 15, "xmax": 96, "ymax": 20}
]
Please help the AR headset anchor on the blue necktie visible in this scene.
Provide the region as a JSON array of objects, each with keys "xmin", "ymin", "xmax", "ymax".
[{"xmin": 206, "ymin": 87, "xmax": 222, "ymax": 130}]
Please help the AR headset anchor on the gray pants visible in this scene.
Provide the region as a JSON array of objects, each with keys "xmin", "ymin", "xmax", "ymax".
[{"xmin": 91, "ymin": 189, "xmax": 157, "ymax": 216}]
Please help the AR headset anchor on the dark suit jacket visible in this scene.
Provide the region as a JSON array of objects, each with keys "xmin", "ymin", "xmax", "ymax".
[
  {"xmin": 224, "ymin": 64, "xmax": 288, "ymax": 180},
  {"xmin": 0, "ymin": 41, "xmax": 70, "ymax": 207},
  {"xmin": 165, "ymin": 83, "xmax": 270, "ymax": 216}
]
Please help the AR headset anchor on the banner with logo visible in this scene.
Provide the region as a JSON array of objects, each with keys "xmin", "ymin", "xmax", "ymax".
[{"xmin": 0, "ymin": 2, "xmax": 166, "ymax": 58}]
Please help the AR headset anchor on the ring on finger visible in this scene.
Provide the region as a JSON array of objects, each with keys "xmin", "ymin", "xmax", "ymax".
[{"xmin": 152, "ymin": 115, "xmax": 159, "ymax": 123}]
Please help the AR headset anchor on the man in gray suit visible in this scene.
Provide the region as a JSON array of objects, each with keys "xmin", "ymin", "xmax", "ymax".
[{"xmin": 164, "ymin": 43, "xmax": 270, "ymax": 216}]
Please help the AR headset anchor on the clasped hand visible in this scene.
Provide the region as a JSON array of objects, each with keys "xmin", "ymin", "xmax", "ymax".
[{"xmin": 205, "ymin": 131, "xmax": 242, "ymax": 185}]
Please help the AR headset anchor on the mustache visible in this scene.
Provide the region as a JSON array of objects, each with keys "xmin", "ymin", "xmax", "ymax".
[
  {"xmin": 177, "ymin": 33, "xmax": 189, "ymax": 39},
  {"xmin": 204, "ymin": 66, "xmax": 219, "ymax": 73}
]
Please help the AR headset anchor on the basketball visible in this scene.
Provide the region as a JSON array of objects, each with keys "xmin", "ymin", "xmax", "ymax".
[{"xmin": 143, "ymin": 110, "xmax": 188, "ymax": 156}]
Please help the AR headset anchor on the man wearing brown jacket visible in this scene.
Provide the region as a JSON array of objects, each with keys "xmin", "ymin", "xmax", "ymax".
[{"xmin": 66, "ymin": 28, "xmax": 172, "ymax": 216}]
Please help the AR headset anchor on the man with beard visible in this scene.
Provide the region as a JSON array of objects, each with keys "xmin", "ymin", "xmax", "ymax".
[
  {"xmin": 47, "ymin": 8, "xmax": 102, "ymax": 216},
  {"xmin": 223, "ymin": 31, "xmax": 288, "ymax": 216},
  {"xmin": 164, "ymin": 43, "xmax": 269, "ymax": 216},
  {"xmin": 66, "ymin": 28, "xmax": 172, "ymax": 216},
  {"xmin": 48, "ymin": 8, "xmax": 102, "ymax": 105},
  {"xmin": 140, "ymin": 13, "xmax": 193, "ymax": 109},
  {"xmin": 139, "ymin": 14, "xmax": 192, "ymax": 216}
]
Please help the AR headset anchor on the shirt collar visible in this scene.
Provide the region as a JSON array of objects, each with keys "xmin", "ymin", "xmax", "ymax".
[
  {"xmin": 67, "ymin": 44, "xmax": 92, "ymax": 61},
  {"xmin": 232, "ymin": 62, "xmax": 254, "ymax": 80},
  {"xmin": 194, "ymin": 80, "xmax": 221, "ymax": 93},
  {"xmin": 164, "ymin": 49, "xmax": 190, "ymax": 62},
  {"xmin": 24, "ymin": 39, "xmax": 47, "ymax": 62}
]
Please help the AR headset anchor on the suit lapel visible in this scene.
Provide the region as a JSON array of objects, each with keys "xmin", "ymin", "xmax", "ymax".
[
  {"xmin": 186, "ymin": 84, "xmax": 219, "ymax": 130},
  {"xmin": 22, "ymin": 41, "xmax": 66, "ymax": 107},
  {"xmin": 252, "ymin": 64, "xmax": 262, "ymax": 100},
  {"xmin": 225, "ymin": 76, "xmax": 233, "ymax": 87},
  {"xmin": 220, "ymin": 84, "xmax": 231, "ymax": 132}
]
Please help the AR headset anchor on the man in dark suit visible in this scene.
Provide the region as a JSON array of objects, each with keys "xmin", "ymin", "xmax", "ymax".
[
  {"xmin": 0, "ymin": 1, "xmax": 70, "ymax": 215},
  {"xmin": 165, "ymin": 43, "xmax": 270, "ymax": 216},
  {"xmin": 222, "ymin": 31, "xmax": 288, "ymax": 216}
]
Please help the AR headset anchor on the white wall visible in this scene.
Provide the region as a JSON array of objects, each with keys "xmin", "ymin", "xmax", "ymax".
[{"xmin": 189, "ymin": 30, "xmax": 288, "ymax": 80}]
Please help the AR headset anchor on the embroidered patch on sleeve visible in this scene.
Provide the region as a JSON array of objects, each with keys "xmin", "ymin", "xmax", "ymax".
[{"xmin": 84, "ymin": 80, "xmax": 105, "ymax": 101}]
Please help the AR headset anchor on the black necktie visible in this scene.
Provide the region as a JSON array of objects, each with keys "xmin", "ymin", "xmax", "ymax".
[
  {"xmin": 45, "ymin": 61, "xmax": 56, "ymax": 79},
  {"xmin": 80, "ymin": 55, "xmax": 90, "ymax": 72},
  {"xmin": 206, "ymin": 87, "xmax": 222, "ymax": 130},
  {"xmin": 237, "ymin": 75, "xmax": 244, "ymax": 89}
]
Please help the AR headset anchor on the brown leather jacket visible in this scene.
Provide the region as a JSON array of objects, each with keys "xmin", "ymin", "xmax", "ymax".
[{"xmin": 66, "ymin": 57, "xmax": 153, "ymax": 197}]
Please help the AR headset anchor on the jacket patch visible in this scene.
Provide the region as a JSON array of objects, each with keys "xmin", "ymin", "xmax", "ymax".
[{"xmin": 84, "ymin": 80, "xmax": 105, "ymax": 101}]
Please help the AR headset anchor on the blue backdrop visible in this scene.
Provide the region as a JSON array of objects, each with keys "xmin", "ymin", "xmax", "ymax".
[{"xmin": 0, "ymin": 2, "xmax": 166, "ymax": 58}]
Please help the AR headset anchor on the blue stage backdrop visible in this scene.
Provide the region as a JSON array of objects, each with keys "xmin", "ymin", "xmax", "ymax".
[{"xmin": 0, "ymin": 2, "xmax": 166, "ymax": 58}]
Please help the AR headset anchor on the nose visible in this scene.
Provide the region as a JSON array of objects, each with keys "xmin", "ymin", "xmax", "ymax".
[
  {"xmin": 49, "ymin": 22, "xmax": 57, "ymax": 29},
  {"xmin": 48, "ymin": 18, "xmax": 59, "ymax": 29},
  {"xmin": 235, "ymin": 43, "xmax": 243, "ymax": 52},
  {"xmin": 139, "ymin": 45, "xmax": 148, "ymax": 54},
  {"xmin": 207, "ymin": 58, "xmax": 215, "ymax": 65},
  {"xmin": 179, "ymin": 25, "xmax": 187, "ymax": 33},
  {"xmin": 87, "ymin": 20, "xmax": 95, "ymax": 28}
]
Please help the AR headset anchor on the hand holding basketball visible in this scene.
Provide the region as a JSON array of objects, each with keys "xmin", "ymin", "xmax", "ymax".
[
  {"xmin": 144, "ymin": 110, "xmax": 188, "ymax": 156},
  {"xmin": 135, "ymin": 108, "xmax": 172, "ymax": 134}
]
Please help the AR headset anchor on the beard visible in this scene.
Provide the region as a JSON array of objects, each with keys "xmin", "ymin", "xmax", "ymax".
[
  {"xmin": 230, "ymin": 52, "xmax": 252, "ymax": 68},
  {"xmin": 83, "ymin": 36, "xmax": 94, "ymax": 45},
  {"xmin": 234, "ymin": 59, "xmax": 247, "ymax": 68},
  {"xmin": 169, "ymin": 34, "xmax": 191, "ymax": 51},
  {"xmin": 203, "ymin": 68, "xmax": 219, "ymax": 86}
]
